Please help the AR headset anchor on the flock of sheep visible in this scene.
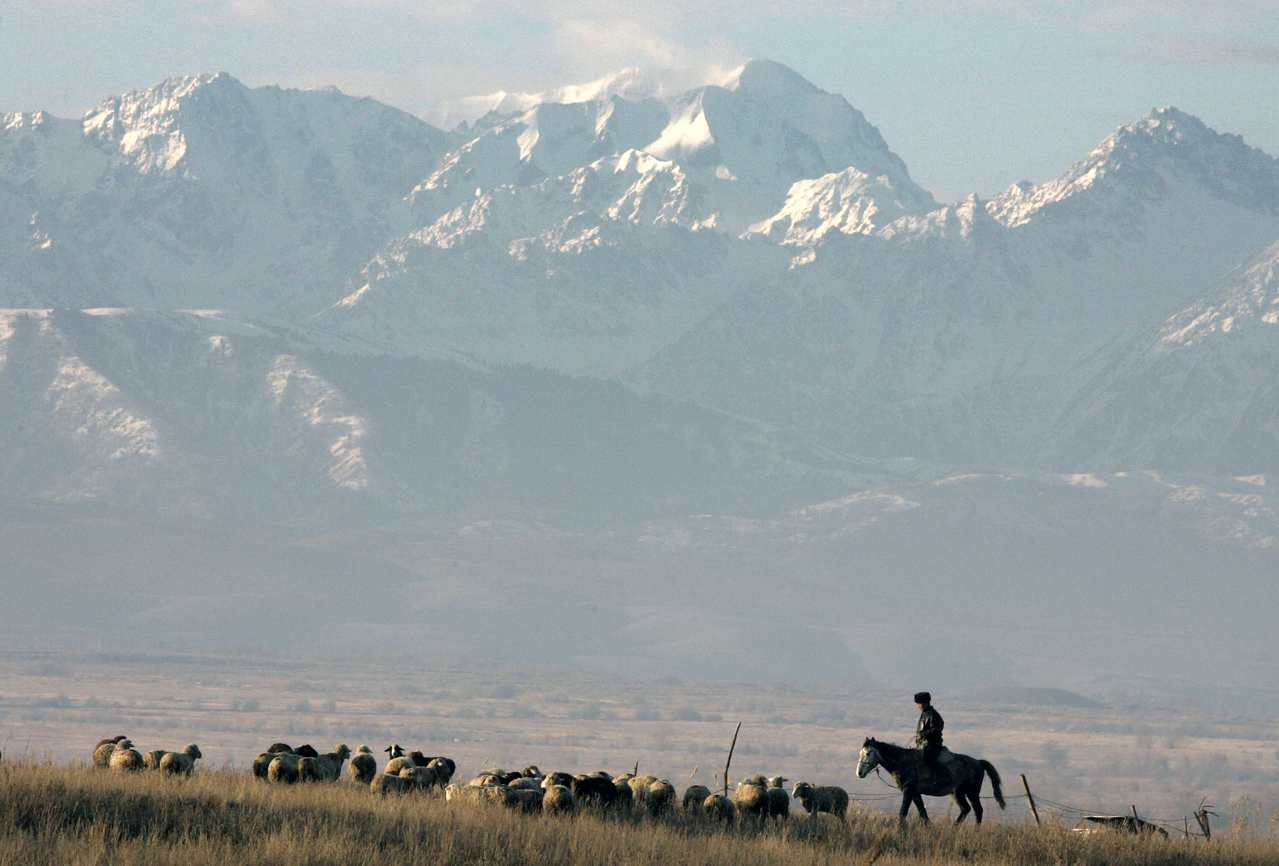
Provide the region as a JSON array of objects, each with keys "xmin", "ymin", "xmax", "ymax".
[
  {"xmin": 92, "ymin": 735, "xmax": 202, "ymax": 776},
  {"xmin": 89, "ymin": 736, "xmax": 853, "ymax": 824}
]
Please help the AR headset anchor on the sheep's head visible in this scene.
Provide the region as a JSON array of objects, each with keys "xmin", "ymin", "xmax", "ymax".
[
  {"xmin": 184, "ymin": 745, "xmax": 203, "ymax": 759},
  {"xmin": 356, "ymin": 745, "xmax": 372, "ymax": 755},
  {"xmin": 768, "ymin": 775, "xmax": 787, "ymax": 789},
  {"xmin": 112, "ymin": 735, "xmax": 128, "ymax": 744},
  {"xmin": 118, "ymin": 739, "xmax": 135, "ymax": 750},
  {"xmin": 791, "ymin": 781, "xmax": 814, "ymax": 799},
  {"xmin": 334, "ymin": 744, "xmax": 351, "ymax": 760},
  {"xmin": 386, "ymin": 744, "xmax": 405, "ymax": 758}
]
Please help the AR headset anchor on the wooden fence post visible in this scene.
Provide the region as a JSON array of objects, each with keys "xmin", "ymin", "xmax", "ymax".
[
  {"xmin": 1020, "ymin": 774, "xmax": 1041, "ymax": 827},
  {"xmin": 722, "ymin": 722, "xmax": 742, "ymax": 798}
]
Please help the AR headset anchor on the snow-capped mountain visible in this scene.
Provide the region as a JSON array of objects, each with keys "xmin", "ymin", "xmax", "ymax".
[
  {"xmin": 6, "ymin": 67, "xmax": 1279, "ymax": 475},
  {"xmin": 4, "ymin": 64, "xmax": 1279, "ymax": 689},
  {"xmin": 0, "ymin": 73, "xmax": 454, "ymax": 315}
]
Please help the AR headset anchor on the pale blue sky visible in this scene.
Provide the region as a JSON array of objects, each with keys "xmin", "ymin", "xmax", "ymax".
[{"xmin": 2, "ymin": 1, "xmax": 1277, "ymax": 200}]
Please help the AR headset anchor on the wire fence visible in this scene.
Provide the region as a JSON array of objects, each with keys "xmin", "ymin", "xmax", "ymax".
[{"xmin": 856, "ymin": 769, "xmax": 1212, "ymax": 838}]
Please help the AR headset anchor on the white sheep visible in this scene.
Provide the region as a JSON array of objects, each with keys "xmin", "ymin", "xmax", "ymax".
[
  {"xmin": 349, "ymin": 745, "xmax": 377, "ymax": 784},
  {"xmin": 790, "ymin": 782, "xmax": 850, "ymax": 819}
]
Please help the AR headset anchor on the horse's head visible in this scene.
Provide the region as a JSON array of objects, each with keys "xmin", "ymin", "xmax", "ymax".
[{"xmin": 856, "ymin": 741, "xmax": 881, "ymax": 779}]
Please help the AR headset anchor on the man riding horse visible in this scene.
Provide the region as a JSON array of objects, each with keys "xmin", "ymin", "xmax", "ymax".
[{"xmin": 914, "ymin": 691, "xmax": 945, "ymax": 780}]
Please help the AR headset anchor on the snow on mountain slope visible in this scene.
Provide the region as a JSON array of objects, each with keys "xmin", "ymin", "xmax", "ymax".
[
  {"xmin": 747, "ymin": 166, "xmax": 939, "ymax": 243},
  {"xmin": 408, "ymin": 96, "xmax": 669, "ymax": 224},
  {"xmin": 319, "ymin": 208, "xmax": 785, "ymax": 376},
  {"xmin": 0, "ymin": 74, "xmax": 455, "ymax": 315},
  {"xmin": 0, "ymin": 307, "xmax": 858, "ymax": 518},
  {"xmin": 644, "ymin": 60, "xmax": 934, "ymax": 232},
  {"xmin": 990, "ymin": 107, "xmax": 1279, "ymax": 227},
  {"xmin": 436, "ymin": 67, "xmax": 663, "ymax": 129},
  {"xmin": 635, "ymin": 108, "xmax": 1279, "ymax": 465},
  {"xmin": 1051, "ymin": 240, "xmax": 1279, "ymax": 473}
]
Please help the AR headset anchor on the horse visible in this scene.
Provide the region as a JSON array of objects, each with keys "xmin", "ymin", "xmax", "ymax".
[{"xmin": 856, "ymin": 737, "xmax": 1005, "ymax": 825}]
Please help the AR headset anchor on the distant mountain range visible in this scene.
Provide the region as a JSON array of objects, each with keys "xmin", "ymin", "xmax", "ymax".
[{"xmin": 3, "ymin": 61, "xmax": 1277, "ymax": 695}]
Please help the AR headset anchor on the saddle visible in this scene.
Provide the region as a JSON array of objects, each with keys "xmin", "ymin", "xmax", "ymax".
[{"xmin": 917, "ymin": 747, "xmax": 953, "ymax": 788}]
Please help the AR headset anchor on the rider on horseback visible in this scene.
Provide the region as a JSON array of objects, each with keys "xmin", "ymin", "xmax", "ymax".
[{"xmin": 914, "ymin": 691, "xmax": 944, "ymax": 773}]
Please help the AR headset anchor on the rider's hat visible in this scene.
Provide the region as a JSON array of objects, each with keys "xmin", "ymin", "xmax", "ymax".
[{"xmin": 913, "ymin": 691, "xmax": 931, "ymax": 704}]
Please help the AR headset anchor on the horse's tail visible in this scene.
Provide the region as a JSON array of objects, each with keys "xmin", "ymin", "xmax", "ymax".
[{"xmin": 980, "ymin": 760, "xmax": 1005, "ymax": 809}]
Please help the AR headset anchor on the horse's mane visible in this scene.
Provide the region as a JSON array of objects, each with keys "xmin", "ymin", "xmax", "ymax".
[{"xmin": 866, "ymin": 738, "xmax": 915, "ymax": 759}]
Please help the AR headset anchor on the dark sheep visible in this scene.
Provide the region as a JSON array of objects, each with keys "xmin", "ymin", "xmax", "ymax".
[{"xmin": 572, "ymin": 774, "xmax": 621, "ymax": 808}]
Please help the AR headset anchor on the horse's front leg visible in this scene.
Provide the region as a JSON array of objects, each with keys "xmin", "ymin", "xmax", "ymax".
[
  {"xmin": 899, "ymin": 790, "xmax": 913, "ymax": 825},
  {"xmin": 913, "ymin": 792, "xmax": 930, "ymax": 825}
]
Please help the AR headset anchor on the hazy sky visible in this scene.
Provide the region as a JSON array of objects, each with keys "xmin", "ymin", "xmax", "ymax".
[{"xmin": 3, "ymin": 0, "xmax": 1278, "ymax": 200}]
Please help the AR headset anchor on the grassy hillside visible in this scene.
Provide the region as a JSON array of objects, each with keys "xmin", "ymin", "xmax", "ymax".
[{"xmin": 0, "ymin": 763, "xmax": 1270, "ymax": 866}]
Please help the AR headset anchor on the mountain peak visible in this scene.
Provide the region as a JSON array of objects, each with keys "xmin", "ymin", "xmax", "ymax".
[
  {"xmin": 722, "ymin": 59, "xmax": 822, "ymax": 97},
  {"xmin": 991, "ymin": 106, "xmax": 1279, "ymax": 226}
]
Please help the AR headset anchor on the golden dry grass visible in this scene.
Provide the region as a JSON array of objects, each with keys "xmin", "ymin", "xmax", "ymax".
[{"xmin": 0, "ymin": 762, "xmax": 1271, "ymax": 866}]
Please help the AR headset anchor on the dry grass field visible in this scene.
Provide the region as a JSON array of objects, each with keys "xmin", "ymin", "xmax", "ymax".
[
  {"xmin": 1, "ymin": 762, "xmax": 1275, "ymax": 866},
  {"xmin": 1, "ymin": 648, "xmax": 1276, "ymax": 848}
]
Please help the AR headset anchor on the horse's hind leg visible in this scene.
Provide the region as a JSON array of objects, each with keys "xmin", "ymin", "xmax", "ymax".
[
  {"xmin": 969, "ymin": 786, "xmax": 984, "ymax": 825},
  {"xmin": 953, "ymin": 791, "xmax": 971, "ymax": 825}
]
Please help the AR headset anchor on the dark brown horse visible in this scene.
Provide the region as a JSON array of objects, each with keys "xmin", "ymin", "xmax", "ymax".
[{"xmin": 857, "ymin": 737, "xmax": 1005, "ymax": 825}]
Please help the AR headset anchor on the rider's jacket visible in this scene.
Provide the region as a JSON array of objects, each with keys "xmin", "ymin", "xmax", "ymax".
[{"xmin": 916, "ymin": 706, "xmax": 944, "ymax": 749}]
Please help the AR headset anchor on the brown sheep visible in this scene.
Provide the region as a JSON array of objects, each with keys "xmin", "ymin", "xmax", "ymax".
[
  {"xmin": 142, "ymin": 750, "xmax": 168, "ymax": 771},
  {"xmin": 426, "ymin": 757, "xmax": 456, "ymax": 785},
  {"xmin": 543, "ymin": 784, "xmax": 576, "ymax": 815},
  {"xmin": 92, "ymin": 736, "xmax": 128, "ymax": 769},
  {"xmin": 159, "ymin": 745, "xmax": 202, "ymax": 777},
  {"xmin": 645, "ymin": 779, "xmax": 676, "ymax": 816},
  {"xmin": 109, "ymin": 740, "xmax": 144, "ymax": 773},
  {"xmin": 683, "ymin": 784, "xmax": 712, "ymax": 811},
  {"xmin": 371, "ymin": 772, "xmax": 412, "ymax": 795},
  {"xmin": 267, "ymin": 752, "xmax": 301, "ymax": 784},
  {"xmin": 703, "ymin": 793, "xmax": 737, "ymax": 824},
  {"xmin": 505, "ymin": 788, "xmax": 543, "ymax": 813},
  {"xmin": 313, "ymin": 745, "xmax": 351, "ymax": 782},
  {"xmin": 733, "ymin": 777, "xmax": 769, "ymax": 820}
]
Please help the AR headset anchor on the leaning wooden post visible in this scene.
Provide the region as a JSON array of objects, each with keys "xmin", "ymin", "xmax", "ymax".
[
  {"xmin": 1020, "ymin": 774, "xmax": 1041, "ymax": 826},
  {"xmin": 1183, "ymin": 816, "xmax": 1190, "ymax": 840},
  {"xmin": 1194, "ymin": 805, "xmax": 1212, "ymax": 841},
  {"xmin": 1131, "ymin": 804, "xmax": 1141, "ymax": 834},
  {"xmin": 723, "ymin": 722, "xmax": 742, "ymax": 798}
]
